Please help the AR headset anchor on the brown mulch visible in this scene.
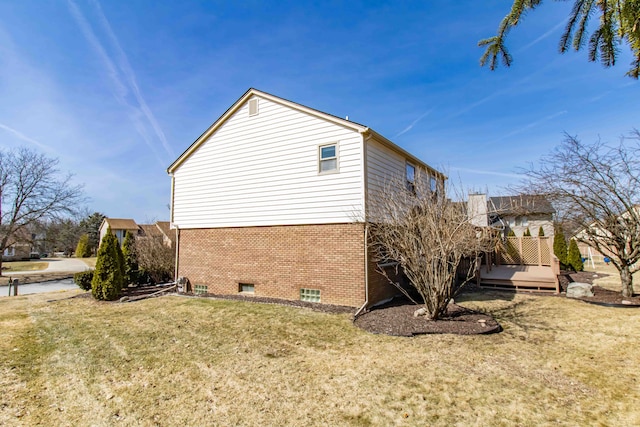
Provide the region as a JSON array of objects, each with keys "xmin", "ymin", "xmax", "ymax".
[
  {"xmin": 558, "ymin": 270, "xmax": 608, "ymax": 291},
  {"xmin": 559, "ymin": 270, "xmax": 640, "ymax": 307},
  {"xmin": 577, "ymin": 286, "xmax": 640, "ymax": 306},
  {"xmin": 354, "ymin": 299, "xmax": 501, "ymax": 337}
]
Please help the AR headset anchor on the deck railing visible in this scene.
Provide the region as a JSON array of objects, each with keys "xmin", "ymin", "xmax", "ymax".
[{"xmin": 495, "ymin": 236, "xmax": 553, "ymax": 266}]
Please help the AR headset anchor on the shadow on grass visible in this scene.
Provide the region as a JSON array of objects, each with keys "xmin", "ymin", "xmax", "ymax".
[{"xmin": 457, "ymin": 288, "xmax": 517, "ymax": 303}]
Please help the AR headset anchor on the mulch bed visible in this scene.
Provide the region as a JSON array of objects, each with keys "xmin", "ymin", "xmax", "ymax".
[
  {"xmin": 559, "ymin": 270, "xmax": 640, "ymax": 307},
  {"xmin": 354, "ymin": 299, "xmax": 501, "ymax": 337}
]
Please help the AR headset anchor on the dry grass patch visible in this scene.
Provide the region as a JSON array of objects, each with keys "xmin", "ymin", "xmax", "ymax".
[
  {"xmin": 1, "ymin": 291, "xmax": 639, "ymax": 426},
  {"xmin": 78, "ymin": 257, "xmax": 97, "ymax": 268},
  {"xmin": 1, "ymin": 261, "xmax": 48, "ymax": 273},
  {"xmin": 584, "ymin": 260, "xmax": 640, "ymax": 293}
]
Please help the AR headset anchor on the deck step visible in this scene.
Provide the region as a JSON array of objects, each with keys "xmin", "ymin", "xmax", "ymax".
[{"xmin": 480, "ymin": 279, "xmax": 558, "ymax": 293}]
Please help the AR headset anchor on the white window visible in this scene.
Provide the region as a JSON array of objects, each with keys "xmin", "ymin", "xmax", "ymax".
[
  {"xmin": 522, "ymin": 216, "xmax": 529, "ymax": 226},
  {"xmin": 406, "ymin": 163, "xmax": 416, "ymax": 191},
  {"xmin": 509, "ymin": 218, "xmax": 516, "ymax": 227},
  {"xmin": 319, "ymin": 144, "xmax": 338, "ymax": 173}
]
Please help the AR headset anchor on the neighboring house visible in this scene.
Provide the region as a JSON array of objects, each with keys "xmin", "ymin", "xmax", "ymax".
[
  {"xmin": 489, "ymin": 195, "xmax": 555, "ymax": 237},
  {"xmin": 100, "ymin": 219, "xmax": 174, "ymax": 248},
  {"xmin": 573, "ymin": 205, "xmax": 640, "ymax": 261},
  {"xmin": 2, "ymin": 242, "xmax": 31, "ymax": 261},
  {"xmin": 99, "ymin": 218, "xmax": 140, "ymax": 246},
  {"xmin": 167, "ymin": 88, "xmax": 444, "ymax": 308},
  {"xmin": 139, "ymin": 221, "xmax": 175, "ymax": 247},
  {"xmin": 1, "ymin": 229, "xmax": 35, "ymax": 261}
]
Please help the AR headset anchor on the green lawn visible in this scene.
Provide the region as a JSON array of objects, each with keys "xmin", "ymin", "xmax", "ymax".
[{"xmin": 1, "ymin": 290, "xmax": 639, "ymax": 426}]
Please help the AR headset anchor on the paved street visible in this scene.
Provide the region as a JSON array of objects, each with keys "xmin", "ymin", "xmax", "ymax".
[
  {"xmin": 2, "ymin": 278, "xmax": 81, "ymax": 296},
  {"xmin": 1, "ymin": 258, "xmax": 89, "ymax": 296},
  {"xmin": 7, "ymin": 257, "xmax": 90, "ymax": 275}
]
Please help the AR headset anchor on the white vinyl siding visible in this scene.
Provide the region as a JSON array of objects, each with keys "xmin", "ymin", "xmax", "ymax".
[
  {"xmin": 173, "ymin": 96, "xmax": 364, "ymax": 228},
  {"xmin": 365, "ymin": 138, "xmax": 408, "ymax": 208}
]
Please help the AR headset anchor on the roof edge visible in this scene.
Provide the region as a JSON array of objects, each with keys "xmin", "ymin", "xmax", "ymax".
[
  {"xmin": 167, "ymin": 88, "xmax": 367, "ymax": 174},
  {"xmin": 364, "ymin": 129, "xmax": 446, "ymax": 180}
]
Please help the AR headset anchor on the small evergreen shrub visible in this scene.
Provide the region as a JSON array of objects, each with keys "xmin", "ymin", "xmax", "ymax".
[
  {"xmin": 568, "ymin": 239, "xmax": 584, "ymax": 272},
  {"xmin": 91, "ymin": 227, "xmax": 124, "ymax": 301},
  {"xmin": 553, "ymin": 227, "xmax": 568, "ymax": 269},
  {"xmin": 507, "ymin": 229, "xmax": 516, "ymax": 237},
  {"xmin": 73, "ymin": 270, "xmax": 94, "ymax": 291},
  {"xmin": 523, "ymin": 228, "xmax": 532, "ymax": 237},
  {"xmin": 122, "ymin": 231, "xmax": 138, "ymax": 286},
  {"xmin": 75, "ymin": 234, "xmax": 92, "ymax": 258},
  {"xmin": 538, "ymin": 226, "xmax": 545, "ymax": 237}
]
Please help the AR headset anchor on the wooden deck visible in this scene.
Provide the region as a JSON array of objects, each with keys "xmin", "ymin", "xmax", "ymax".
[{"xmin": 478, "ymin": 264, "xmax": 560, "ymax": 293}]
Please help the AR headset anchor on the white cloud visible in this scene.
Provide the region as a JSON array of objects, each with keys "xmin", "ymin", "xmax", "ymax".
[
  {"xmin": 517, "ymin": 19, "xmax": 566, "ymax": 53},
  {"xmin": 67, "ymin": 0, "xmax": 173, "ymax": 167},
  {"xmin": 395, "ymin": 109, "xmax": 433, "ymax": 138},
  {"xmin": 0, "ymin": 123, "xmax": 53, "ymax": 153},
  {"xmin": 450, "ymin": 167, "xmax": 523, "ymax": 179}
]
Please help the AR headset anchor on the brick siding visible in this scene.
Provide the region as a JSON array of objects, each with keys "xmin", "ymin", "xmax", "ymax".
[{"xmin": 178, "ymin": 223, "xmax": 391, "ymax": 307}]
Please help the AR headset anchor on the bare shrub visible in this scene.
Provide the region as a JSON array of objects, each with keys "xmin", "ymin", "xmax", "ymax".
[
  {"xmin": 134, "ymin": 235, "xmax": 174, "ymax": 284},
  {"xmin": 367, "ymin": 175, "xmax": 495, "ymax": 320}
]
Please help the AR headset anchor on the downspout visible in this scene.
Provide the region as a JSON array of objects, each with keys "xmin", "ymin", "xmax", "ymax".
[
  {"xmin": 170, "ymin": 172, "xmax": 180, "ymax": 285},
  {"xmin": 174, "ymin": 225, "xmax": 180, "ymax": 283},
  {"xmin": 354, "ymin": 130, "xmax": 372, "ymax": 318}
]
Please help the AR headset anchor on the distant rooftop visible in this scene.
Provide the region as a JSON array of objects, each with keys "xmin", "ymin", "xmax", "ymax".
[{"xmin": 489, "ymin": 195, "xmax": 555, "ymax": 215}]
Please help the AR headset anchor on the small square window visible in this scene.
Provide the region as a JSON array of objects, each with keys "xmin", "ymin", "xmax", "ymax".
[
  {"xmin": 319, "ymin": 144, "xmax": 338, "ymax": 173},
  {"xmin": 300, "ymin": 288, "xmax": 321, "ymax": 303},
  {"xmin": 194, "ymin": 284, "xmax": 208, "ymax": 295},
  {"xmin": 239, "ymin": 283, "xmax": 255, "ymax": 293}
]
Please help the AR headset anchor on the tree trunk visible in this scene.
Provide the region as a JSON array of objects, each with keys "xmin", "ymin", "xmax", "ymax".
[{"xmin": 620, "ymin": 266, "xmax": 634, "ymax": 297}]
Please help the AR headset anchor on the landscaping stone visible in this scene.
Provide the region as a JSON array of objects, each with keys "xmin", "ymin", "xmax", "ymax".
[
  {"xmin": 567, "ymin": 282, "xmax": 594, "ymax": 298},
  {"xmin": 413, "ymin": 307, "xmax": 427, "ymax": 317}
]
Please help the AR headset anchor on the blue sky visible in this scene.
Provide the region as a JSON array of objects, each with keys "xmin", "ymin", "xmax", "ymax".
[{"xmin": 0, "ymin": 1, "xmax": 637, "ymax": 222}]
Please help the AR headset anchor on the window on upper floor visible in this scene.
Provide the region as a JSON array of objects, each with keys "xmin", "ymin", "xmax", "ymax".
[
  {"xmin": 430, "ymin": 176, "xmax": 437, "ymax": 193},
  {"xmin": 319, "ymin": 143, "xmax": 338, "ymax": 173},
  {"xmin": 406, "ymin": 162, "xmax": 416, "ymax": 192}
]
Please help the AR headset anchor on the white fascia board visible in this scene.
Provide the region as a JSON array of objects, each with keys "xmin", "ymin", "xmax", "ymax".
[
  {"xmin": 364, "ymin": 129, "xmax": 446, "ymax": 180},
  {"xmin": 167, "ymin": 88, "xmax": 367, "ymax": 174}
]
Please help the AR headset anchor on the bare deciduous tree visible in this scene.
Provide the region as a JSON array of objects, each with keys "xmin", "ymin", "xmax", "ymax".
[
  {"xmin": 519, "ymin": 132, "xmax": 640, "ymax": 297},
  {"xmin": 134, "ymin": 234, "xmax": 175, "ymax": 284},
  {"xmin": 367, "ymin": 175, "xmax": 495, "ymax": 320},
  {"xmin": 0, "ymin": 147, "xmax": 84, "ymax": 270}
]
